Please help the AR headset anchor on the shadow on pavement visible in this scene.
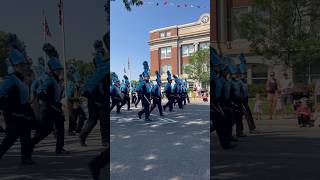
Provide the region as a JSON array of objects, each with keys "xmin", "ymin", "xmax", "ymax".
[
  {"xmin": 0, "ymin": 128, "xmax": 107, "ymax": 180},
  {"xmin": 111, "ymin": 103, "xmax": 210, "ymax": 180},
  {"xmin": 212, "ymin": 130, "xmax": 320, "ymax": 180}
]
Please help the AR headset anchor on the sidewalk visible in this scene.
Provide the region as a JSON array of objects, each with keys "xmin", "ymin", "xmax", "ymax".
[{"xmin": 212, "ymin": 116, "xmax": 320, "ymax": 180}]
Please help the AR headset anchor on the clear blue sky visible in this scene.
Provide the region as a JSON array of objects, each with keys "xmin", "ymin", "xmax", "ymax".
[
  {"xmin": 0, "ymin": 0, "xmax": 105, "ymax": 64},
  {"xmin": 111, "ymin": 0, "xmax": 209, "ymax": 81}
]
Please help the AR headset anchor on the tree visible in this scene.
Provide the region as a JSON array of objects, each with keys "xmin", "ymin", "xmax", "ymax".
[
  {"xmin": 186, "ymin": 49, "xmax": 210, "ymax": 88},
  {"xmin": 122, "ymin": 0, "xmax": 143, "ymax": 11},
  {"xmin": 237, "ymin": 0, "xmax": 320, "ymax": 72},
  {"xmin": 67, "ymin": 58, "xmax": 94, "ymax": 81}
]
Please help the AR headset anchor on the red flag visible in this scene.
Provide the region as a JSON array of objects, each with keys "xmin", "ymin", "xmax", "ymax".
[
  {"xmin": 44, "ymin": 16, "xmax": 52, "ymax": 38},
  {"xmin": 58, "ymin": 0, "xmax": 63, "ymax": 25},
  {"xmin": 42, "ymin": 10, "xmax": 52, "ymax": 40}
]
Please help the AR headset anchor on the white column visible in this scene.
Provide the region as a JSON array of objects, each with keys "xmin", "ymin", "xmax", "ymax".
[{"xmin": 194, "ymin": 42, "xmax": 199, "ymax": 52}]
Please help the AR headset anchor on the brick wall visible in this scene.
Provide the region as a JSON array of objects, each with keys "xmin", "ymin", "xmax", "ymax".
[{"xmin": 150, "ymin": 49, "xmax": 159, "ymax": 76}]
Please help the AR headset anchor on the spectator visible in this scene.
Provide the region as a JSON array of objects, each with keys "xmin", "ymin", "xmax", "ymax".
[
  {"xmin": 254, "ymin": 93, "xmax": 263, "ymax": 120},
  {"xmin": 280, "ymin": 72, "xmax": 294, "ymax": 117},
  {"xmin": 266, "ymin": 72, "xmax": 279, "ymax": 120}
]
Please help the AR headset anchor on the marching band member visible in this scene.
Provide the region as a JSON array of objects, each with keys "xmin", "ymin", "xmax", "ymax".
[
  {"xmin": 79, "ymin": 40, "xmax": 108, "ymax": 147},
  {"xmin": 31, "ymin": 43, "xmax": 69, "ymax": 154},
  {"xmin": 0, "ymin": 34, "xmax": 35, "ymax": 164},
  {"xmin": 137, "ymin": 61, "xmax": 152, "ymax": 121},
  {"xmin": 150, "ymin": 70, "xmax": 163, "ymax": 116},
  {"xmin": 163, "ymin": 71, "xmax": 174, "ymax": 112}
]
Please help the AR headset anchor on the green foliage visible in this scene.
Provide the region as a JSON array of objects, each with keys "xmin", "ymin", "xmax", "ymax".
[
  {"xmin": 237, "ymin": 0, "xmax": 320, "ymax": 68},
  {"xmin": 122, "ymin": 0, "xmax": 143, "ymax": 11},
  {"xmin": 248, "ymin": 84, "xmax": 267, "ymax": 98},
  {"xmin": 186, "ymin": 49, "xmax": 210, "ymax": 88},
  {"xmin": 67, "ymin": 59, "xmax": 94, "ymax": 81}
]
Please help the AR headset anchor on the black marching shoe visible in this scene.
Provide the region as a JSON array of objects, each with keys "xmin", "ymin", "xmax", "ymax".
[
  {"xmin": 236, "ymin": 132, "xmax": 248, "ymax": 137},
  {"xmin": 145, "ymin": 118, "xmax": 152, "ymax": 122},
  {"xmin": 138, "ymin": 112, "xmax": 142, "ymax": 119},
  {"xmin": 160, "ymin": 114, "xmax": 164, "ymax": 116},
  {"xmin": 21, "ymin": 159, "xmax": 35, "ymax": 165},
  {"xmin": 229, "ymin": 136, "xmax": 239, "ymax": 142},
  {"xmin": 88, "ymin": 161, "xmax": 101, "ymax": 180},
  {"xmin": 56, "ymin": 148, "xmax": 70, "ymax": 154},
  {"xmin": 222, "ymin": 143, "xmax": 237, "ymax": 150},
  {"xmin": 249, "ymin": 130, "xmax": 260, "ymax": 134},
  {"xmin": 68, "ymin": 131, "xmax": 76, "ymax": 136},
  {"xmin": 163, "ymin": 105, "xmax": 166, "ymax": 111},
  {"xmin": 102, "ymin": 142, "xmax": 109, "ymax": 148},
  {"xmin": 80, "ymin": 138, "xmax": 88, "ymax": 147}
]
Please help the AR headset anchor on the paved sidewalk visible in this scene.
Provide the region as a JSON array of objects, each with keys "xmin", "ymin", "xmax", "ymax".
[{"xmin": 212, "ymin": 116, "xmax": 320, "ymax": 180}]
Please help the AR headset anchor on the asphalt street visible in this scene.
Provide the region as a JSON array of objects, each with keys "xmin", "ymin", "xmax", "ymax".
[
  {"xmin": 212, "ymin": 116, "xmax": 320, "ymax": 180},
  {"xmin": 0, "ymin": 124, "xmax": 107, "ymax": 180},
  {"xmin": 110, "ymin": 100, "xmax": 210, "ymax": 180}
]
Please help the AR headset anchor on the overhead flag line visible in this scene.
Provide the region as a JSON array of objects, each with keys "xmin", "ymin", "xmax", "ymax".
[{"xmin": 110, "ymin": 0, "xmax": 208, "ymax": 9}]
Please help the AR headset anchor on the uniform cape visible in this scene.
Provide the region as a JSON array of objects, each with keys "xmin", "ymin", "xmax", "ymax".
[
  {"xmin": 0, "ymin": 73, "xmax": 29, "ymax": 104},
  {"xmin": 167, "ymin": 71, "xmax": 173, "ymax": 81},
  {"xmin": 83, "ymin": 63, "xmax": 108, "ymax": 94}
]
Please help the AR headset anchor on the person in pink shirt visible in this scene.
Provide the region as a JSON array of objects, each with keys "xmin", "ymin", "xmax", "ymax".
[{"xmin": 296, "ymin": 100, "xmax": 312, "ymax": 127}]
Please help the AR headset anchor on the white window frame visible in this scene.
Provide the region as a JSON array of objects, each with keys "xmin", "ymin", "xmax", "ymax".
[
  {"xmin": 160, "ymin": 32, "xmax": 166, "ymax": 38},
  {"xmin": 199, "ymin": 42, "xmax": 210, "ymax": 50},
  {"xmin": 182, "ymin": 44, "xmax": 194, "ymax": 57},
  {"xmin": 160, "ymin": 47, "xmax": 172, "ymax": 59}
]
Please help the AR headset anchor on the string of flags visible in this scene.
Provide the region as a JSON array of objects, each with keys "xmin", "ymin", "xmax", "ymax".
[{"xmin": 110, "ymin": 0, "xmax": 209, "ymax": 9}]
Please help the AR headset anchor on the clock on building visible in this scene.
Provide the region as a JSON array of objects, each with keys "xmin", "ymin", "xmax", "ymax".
[{"xmin": 201, "ymin": 15, "xmax": 209, "ymax": 24}]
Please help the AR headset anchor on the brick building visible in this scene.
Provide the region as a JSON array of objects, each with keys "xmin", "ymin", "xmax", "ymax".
[
  {"xmin": 211, "ymin": 0, "xmax": 293, "ymax": 84},
  {"xmin": 149, "ymin": 13, "xmax": 210, "ymax": 88}
]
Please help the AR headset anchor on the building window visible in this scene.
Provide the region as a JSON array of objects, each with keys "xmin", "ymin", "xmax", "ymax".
[
  {"xmin": 160, "ymin": 31, "xmax": 171, "ymax": 38},
  {"xmin": 161, "ymin": 65, "xmax": 172, "ymax": 75},
  {"xmin": 232, "ymin": 7, "xmax": 249, "ymax": 40},
  {"xmin": 160, "ymin": 47, "xmax": 172, "ymax": 59},
  {"xmin": 182, "ymin": 44, "xmax": 194, "ymax": 57},
  {"xmin": 160, "ymin": 32, "xmax": 166, "ymax": 38},
  {"xmin": 199, "ymin": 42, "xmax": 210, "ymax": 50}
]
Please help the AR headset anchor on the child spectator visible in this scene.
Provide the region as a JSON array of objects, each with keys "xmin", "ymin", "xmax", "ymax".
[
  {"xmin": 254, "ymin": 93, "xmax": 263, "ymax": 120},
  {"xmin": 296, "ymin": 100, "xmax": 312, "ymax": 127}
]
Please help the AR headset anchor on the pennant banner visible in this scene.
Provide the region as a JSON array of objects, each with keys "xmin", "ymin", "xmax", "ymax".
[
  {"xmin": 58, "ymin": 0, "xmax": 64, "ymax": 25},
  {"xmin": 110, "ymin": 0, "xmax": 208, "ymax": 9},
  {"xmin": 43, "ymin": 16, "xmax": 52, "ymax": 38}
]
